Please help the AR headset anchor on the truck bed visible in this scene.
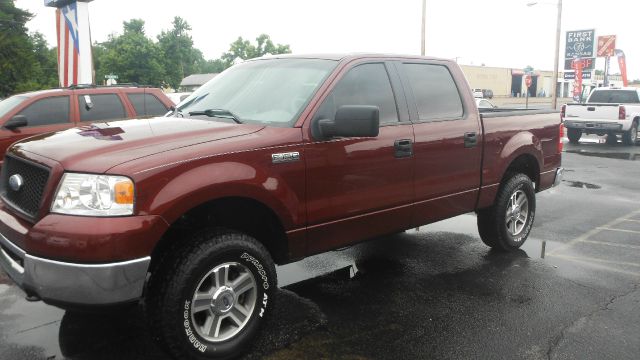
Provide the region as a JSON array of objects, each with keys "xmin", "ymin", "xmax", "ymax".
[{"xmin": 478, "ymin": 109, "xmax": 562, "ymax": 208}]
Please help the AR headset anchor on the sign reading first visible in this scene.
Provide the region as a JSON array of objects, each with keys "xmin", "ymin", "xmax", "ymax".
[{"xmin": 565, "ymin": 29, "xmax": 595, "ymax": 58}]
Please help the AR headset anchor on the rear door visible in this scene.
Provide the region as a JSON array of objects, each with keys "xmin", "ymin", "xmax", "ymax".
[
  {"xmin": 396, "ymin": 61, "xmax": 482, "ymax": 226},
  {"xmin": 0, "ymin": 95, "xmax": 74, "ymax": 166},
  {"xmin": 304, "ymin": 61, "xmax": 414, "ymax": 254}
]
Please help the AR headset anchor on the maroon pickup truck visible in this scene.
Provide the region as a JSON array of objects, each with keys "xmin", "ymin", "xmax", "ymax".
[{"xmin": 0, "ymin": 54, "xmax": 562, "ymax": 359}]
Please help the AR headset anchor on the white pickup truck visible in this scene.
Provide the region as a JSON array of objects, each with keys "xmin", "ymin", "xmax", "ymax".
[{"xmin": 563, "ymin": 87, "xmax": 640, "ymax": 145}]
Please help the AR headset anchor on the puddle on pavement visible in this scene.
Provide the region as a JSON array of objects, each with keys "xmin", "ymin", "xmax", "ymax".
[
  {"xmin": 565, "ymin": 149, "xmax": 640, "ymax": 161},
  {"xmin": 563, "ymin": 180, "xmax": 601, "ymax": 189}
]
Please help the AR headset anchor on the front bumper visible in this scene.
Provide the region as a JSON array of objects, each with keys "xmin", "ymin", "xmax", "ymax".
[{"xmin": 0, "ymin": 231, "xmax": 150, "ymax": 306}]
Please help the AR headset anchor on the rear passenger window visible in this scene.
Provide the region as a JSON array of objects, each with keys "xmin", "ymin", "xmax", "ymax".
[
  {"xmin": 127, "ymin": 93, "xmax": 169, "ymax": 117},
  {"xmin": 403, "ymin": 64, "xmax": 464, "ymax": 121},
  {"xmin": 315, "ymin": 63, "xmax": 399, "ymax": 124},
  {"xmin": 18, "ymin": 96, "xmax": 70, "ymax": 127},
  {"xmin": 79, "ymin": 94, "xmax": 127, "ymax": 122}
]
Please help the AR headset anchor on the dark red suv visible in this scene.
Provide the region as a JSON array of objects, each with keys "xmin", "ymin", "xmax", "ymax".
[{"xmin": 0, "ymin": 85, "xmax": 173, "ymax": 166}]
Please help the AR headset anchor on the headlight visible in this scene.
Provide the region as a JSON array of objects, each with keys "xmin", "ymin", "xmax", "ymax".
[{"xmin": 51, "ymin": 173, "xmax": 135, "ymax": 216}]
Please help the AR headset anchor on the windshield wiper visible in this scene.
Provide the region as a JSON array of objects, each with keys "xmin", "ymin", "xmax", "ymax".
[{"xmin": 188, "ymin": 108, "xmax": 243, "ymax": 124}]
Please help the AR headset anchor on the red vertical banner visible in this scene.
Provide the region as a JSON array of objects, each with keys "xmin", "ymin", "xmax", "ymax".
[
  {"xmin": 616, "ymin": 50, "xmax": 628, "ymax": 87},
  {"xmin": 571, "ymin": 58, "xmax": 584, "ymax": 102}
]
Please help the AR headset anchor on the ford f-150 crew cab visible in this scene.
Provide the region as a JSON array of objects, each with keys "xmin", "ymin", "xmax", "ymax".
[
  {"xmin": 563, "ymin": 87, "xmax": 640, "ymax": 145},
  {"xmin": 0, "ymin": 54, "xmax": 563, "ymax": 360}
]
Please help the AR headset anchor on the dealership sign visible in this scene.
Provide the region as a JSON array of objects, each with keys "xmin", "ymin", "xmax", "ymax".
[{"xmin": 597, "ymin": 35, "xmax": 616, "ymax": 57}]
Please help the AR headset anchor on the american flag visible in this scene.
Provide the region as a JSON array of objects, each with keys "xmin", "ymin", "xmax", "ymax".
[{"xmin": 56, "ymin": 2, "xmax": 81, "ymax": 87}]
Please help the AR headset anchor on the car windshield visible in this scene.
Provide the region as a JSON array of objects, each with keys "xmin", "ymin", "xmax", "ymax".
[
  {"xmin": 177, "ymin": 58, "xmax": 338, "ymax": 127},
  {"xmin": 0, "ymin": 95, "xmax": 28, "ymax": 118},
  {"xmin": 588, "ymin": 90, "xmax": 640, "ymax": 104}
]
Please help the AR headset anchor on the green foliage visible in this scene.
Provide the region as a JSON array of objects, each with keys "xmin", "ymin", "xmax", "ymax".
[
  {"xmin": 0, "ymin": 1, "xmax": 36, "ymax": 96},
  {"xmin": 198, "ymin": 59, "xmax": 227, "ymax": 74},
  {"xmin": 97, "ymin": 19, "xmax": 165, "ymax": 86},
  {"xmin": 221, "ymin": 34, "xmax": 291, "ymax": 67},
  {"xmin": 157, "ymin": 17, "xmax": 205, "ymax": 89}
]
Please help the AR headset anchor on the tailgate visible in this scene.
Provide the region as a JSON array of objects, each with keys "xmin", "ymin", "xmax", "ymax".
[{"xmin": 565, "ymin": 103, "xmax": 620, "ymax": 121}]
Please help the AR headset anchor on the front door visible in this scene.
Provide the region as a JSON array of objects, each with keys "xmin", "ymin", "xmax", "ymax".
[{"xmin": 304, "ymin": 62, "xmax": 414, "ymax": 255}]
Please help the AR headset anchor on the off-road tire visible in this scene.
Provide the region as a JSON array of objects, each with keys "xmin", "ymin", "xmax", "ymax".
[
  {"xmin": 622, "ymin": 121, "xmax": 638, "ymax": 146},
  {"xmin": 477, "ymin": 174, "xmax": 536, "ymax": 251},
  {"xmin": 567, "ymin": 128, "xmax": 582, "ymax": 144},
  {"xmin": 146, "ymin": 228, "xmax": 276, "ymax": 360}
]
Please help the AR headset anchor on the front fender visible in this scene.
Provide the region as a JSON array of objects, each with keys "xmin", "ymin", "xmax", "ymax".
[{"xmin": 135, "ymin": 160, "xmax": 305, "ymax": 230}]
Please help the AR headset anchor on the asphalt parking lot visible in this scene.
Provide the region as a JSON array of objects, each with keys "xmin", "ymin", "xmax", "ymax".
[{"xmin": 1, "ymin": 134, "xmax": 639, "ymax": 360}]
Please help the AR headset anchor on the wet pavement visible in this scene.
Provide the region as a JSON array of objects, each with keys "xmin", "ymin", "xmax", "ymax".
[{"xmin": 1, "ymin": 136, "xmax": 640, "ymax": 359}]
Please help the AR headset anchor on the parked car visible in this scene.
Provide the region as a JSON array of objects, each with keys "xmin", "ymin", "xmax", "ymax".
[
  {"xmin": 476, "ymin": 98, "xmax": 496, "ymax": 109},
  {"xmin": 0, "ymin": 54, "xmax": 562, "ymax": 360},
  {"xmin": 482, "ymin": 89, "xmax": 494, "ymax": 99},
  {"xmin": 472, "ymin": 88, "xmax": 484, "ymax": 98},
  {"xmin": 166, "ymin": 92, "xmax": 192, "ymax": 105},
  {"xmin": 0, "ymin": 85, "xmax": 173, "ymax": 166},
  {"xmin": 563, "ymin": 87, "xmax": 640, "ymax": 145}
]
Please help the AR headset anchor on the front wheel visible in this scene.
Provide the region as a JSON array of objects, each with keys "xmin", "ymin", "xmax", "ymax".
[
  {"xmin": 477, "ymin": 174, "xmax": 536, "ymax": 251},
  {"xmin": 146, "ymin": 229, "xmax": 277, "ymax": 360},
  {"xmin": 622, "ymin": 121, "xmax": 638, "ymax": 145}
]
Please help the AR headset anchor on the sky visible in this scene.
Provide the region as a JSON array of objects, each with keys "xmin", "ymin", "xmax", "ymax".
[{"xmin": 15, "ymin": 0, "xmax": 640, "ymax": 79}]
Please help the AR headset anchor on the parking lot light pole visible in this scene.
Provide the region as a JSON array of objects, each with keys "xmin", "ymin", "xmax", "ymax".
[{"xmin": 527, "ymin": 0, "xmax": 563, "ymax": 110}]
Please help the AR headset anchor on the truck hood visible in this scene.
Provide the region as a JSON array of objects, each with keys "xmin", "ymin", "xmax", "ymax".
[{"xmin": 12, "ymin": 117, "xmax": 264, "ymax": 173}]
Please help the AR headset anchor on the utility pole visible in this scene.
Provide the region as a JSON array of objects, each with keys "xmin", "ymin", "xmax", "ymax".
[
  {"xmin": 421, "ymin": 0, "xmax": 426, "ymax": 56},
  {"xmin": 551, "ymin": 0, "xmax": 562, "ymax": 110}
]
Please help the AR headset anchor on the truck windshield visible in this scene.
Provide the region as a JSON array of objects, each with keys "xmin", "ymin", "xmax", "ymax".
[
  {"xmin": 588, "ymin": 90, "xmax": 640, "ymax": 104},
  {"xmin": 0, "ymin": 95, "xmax": 27, "ymax": 118},
  {"xmin": 177, "ymin": 58, "xmax": 337, "ymax": 127}
]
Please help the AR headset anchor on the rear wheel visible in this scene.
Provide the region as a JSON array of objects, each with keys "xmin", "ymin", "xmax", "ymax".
[
  {"xmin": 567, "ymin": 128, "xmax": 582, "ymax": 144},
  {"xmin": 606, "ymin": 133, "xmax": 618, "ymax": 144},
  {"xmin": 477, "ymin": 174, "xmax": 536, "ymax": 251},
  {"xmin": 622, "ymin": 121, "xmax": 638, "ymax": 145},
  {"xmin": 146, "ymin": 229, "xmax": 276, "ymax": 360}
]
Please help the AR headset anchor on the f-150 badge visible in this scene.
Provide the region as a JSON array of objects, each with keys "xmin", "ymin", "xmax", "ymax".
[{"xmin": 272, "ymin": 152, "xmax": 300, "ymax": 164}]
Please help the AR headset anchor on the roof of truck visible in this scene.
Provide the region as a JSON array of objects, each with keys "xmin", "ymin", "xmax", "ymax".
[{"xmin": 254, "ymin": 53, "xmax": 451, "ymax": 62}]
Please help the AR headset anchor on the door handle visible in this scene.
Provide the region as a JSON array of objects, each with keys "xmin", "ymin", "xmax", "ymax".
[
  {"xmin": 394, "ymin": 139, "xmax": 413, "ymax": 158},
  {"xmin": 464, "ymin": 132, "xmax": 478, "ymax": 148}
]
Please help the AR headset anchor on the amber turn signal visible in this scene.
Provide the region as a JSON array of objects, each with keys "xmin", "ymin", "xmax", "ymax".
[{"xmin": 114, "ymin": 180, "xmax": 134, "ymax": 204}]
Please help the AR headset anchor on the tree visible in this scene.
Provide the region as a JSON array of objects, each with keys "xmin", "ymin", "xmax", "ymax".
[
  {"xmin": 198, "ymin": 58, "xmax": 227, "ymax": 74},
  {"xmin": 157, "ymin": 17, "xmax": 204, "ymax": 89},
  {"xmin": 0, "ymin": 0, "xmax": 35, "ymax": 96},
  {"xmin": 29, "ymin": 32, "xmax": 58, "ymax": 89},
  {"xmin": 221, "ymin": 34, "xmax": 291, "ymax": 67},
  {"xmin": 98, "ymin": 19, "xmax": 165, "ymax": 86}
]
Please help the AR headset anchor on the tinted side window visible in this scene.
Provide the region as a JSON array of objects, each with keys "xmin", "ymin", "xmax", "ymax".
[
  {"xmin": 127, "ymin": 93, "xmax": 169, "ymax": 116},
  {"xmin": 316, "ymin": 63, "xmax": 398, "ymax": 124},
  {"xmin": 403, "ymin": 64, "xmax": 464, "ymax": 121},
  {"xmin": 18, "ymin": 96, "xmax": 70, "ymax": 127},
  {"xmin": 79, "ymin": 94, "xmax": 127, "ymax": 122}
]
